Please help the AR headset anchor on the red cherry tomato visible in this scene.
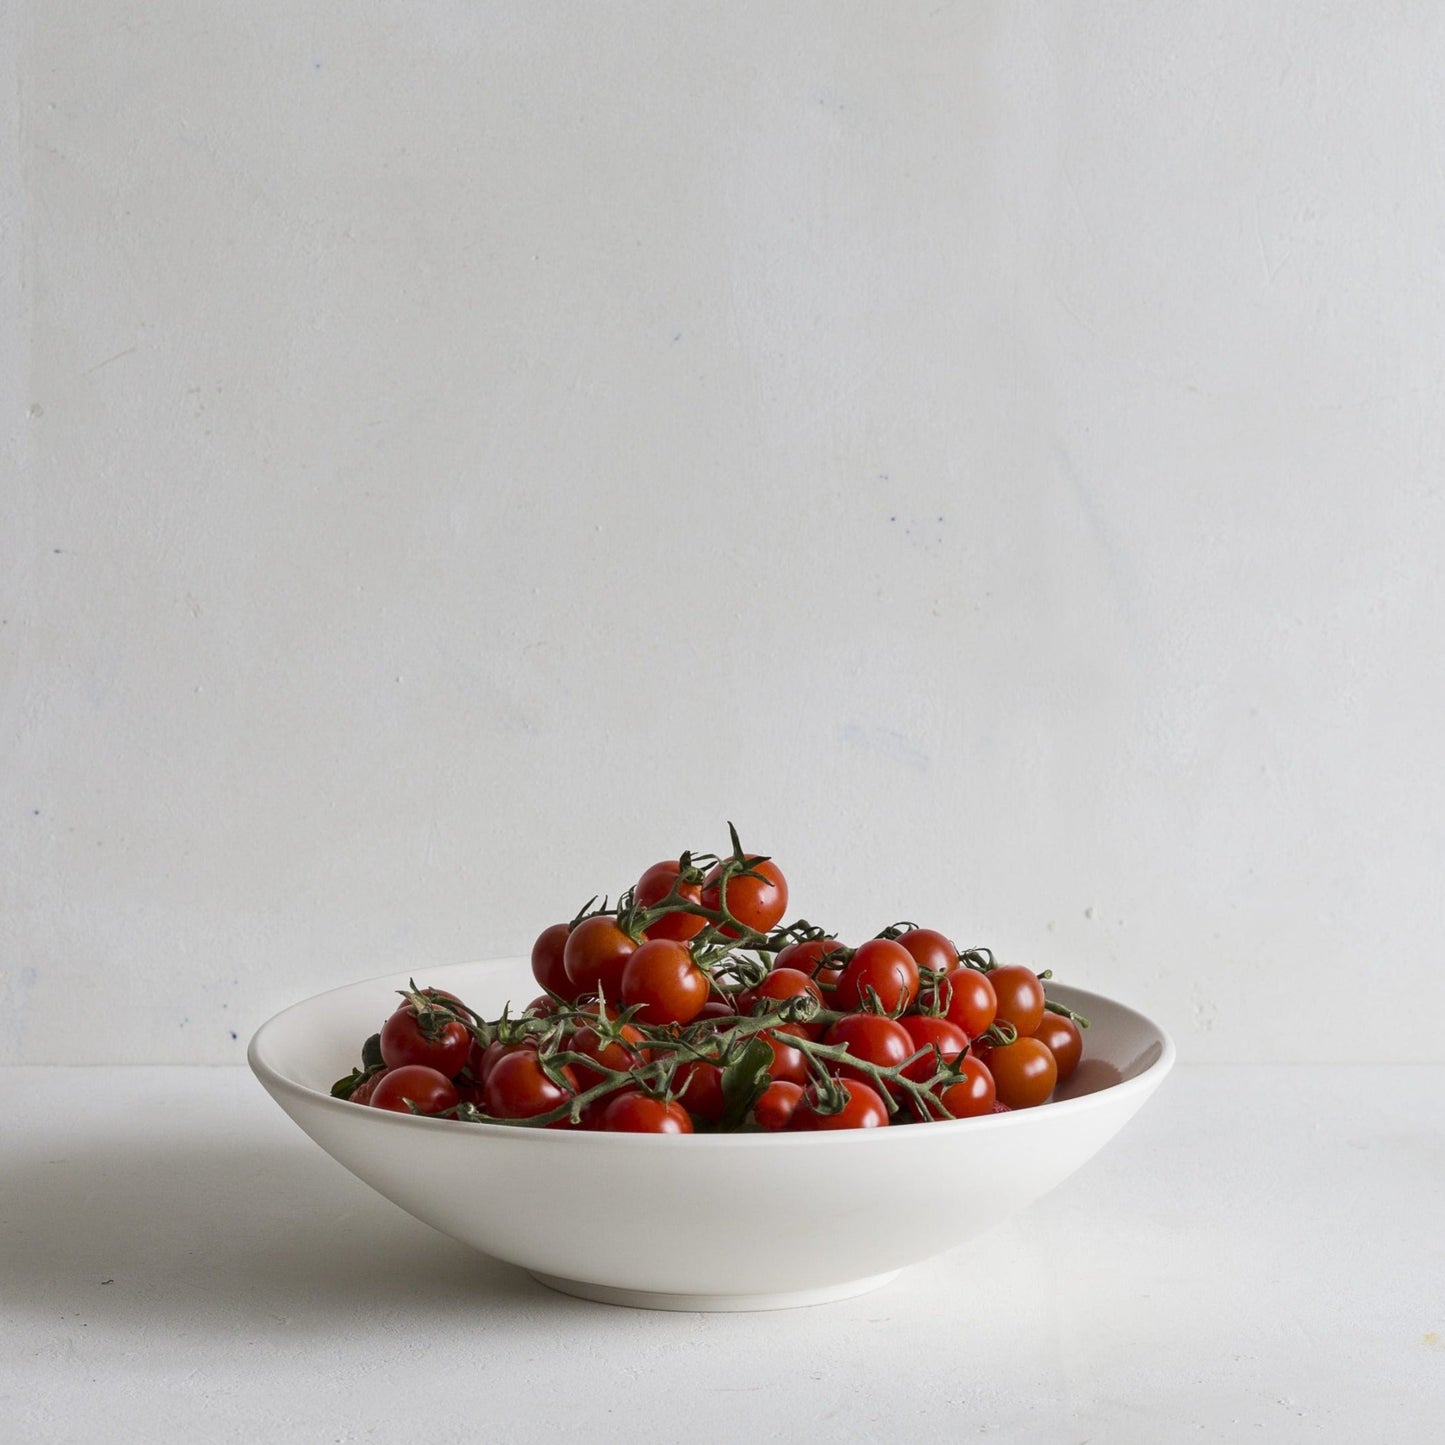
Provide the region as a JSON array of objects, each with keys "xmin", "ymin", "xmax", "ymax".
[
  {"xmin": 985, "ymin": 1036, "xmax": 1057, "ymax": 1109},
  {"xmin": 835, "ymin": 938, "xmax": 920, "ymax": 1014},
  {"xmin": 1031, "ymin": 1012, "xmax": 1083, "ymax": 1082},
  {"xmin": 483, "ymin": 1050, "xmax": 577, "ymax": 1121},
  {"xmin": 936, "ymin": 1056, "xmax": 997, "ymax": 1118},
  {"xmin": 566, "ymin": 1020, "xmax": 648, "ymax": 1091},
  {"xmin": 895, "ymin": 927, "xmax": 959, "ymax": 976},
  {"xmin": 773, "ymin": 936, "xmax": 848, "ymax": 990},
  {"xmin": 989, "ymin": 964, "xmax": 1047, "ymax": 1036},
  {"xmin": 634, "ymin": 860, "xmax": 705, "ymax": 942},
  {"xmin": 824, "ymin": 1013, "xmax": 914, "ymax": 1091},
  {"xmin": 530, "ymin": 922, "xmax": 574, "ymax": 997},
  {"xmin": 674, "ymin": 1059, "xmax": 726, "ymax": 1124},
  {"xmin": 761, "ymin": 1026, "xmax": 811, "ymax": 1086},
  {"xmin": 620, "ymin": 938, "xmax": 710, "ymax": 1026},
  {"xmin": 701, "ymin": 856, "xmax": 788, "ymax": 936},
  {"xmin": 899, "ymin": 1014, "xmax": 970, "ymax": 1084},
  {"xmin": 379, "ymin": 1006, "xmax": 472, "ymax": 1078},
  {"xmin": 369, "ymin": 1065, "xmax": 459, "ymax": 1116},
  {"xmin": 563, "ymin": 915, "xmax": 638, "ymax": 1002},
  {"xmin": 694, "ymin": 998, "xmax": 739, "ymax": 1023},
  {"xmin": 753, "ymin": 1080, "xmax": 804, "ymax": 1131},
  {"xmin": 940, "ymin": 967, "xmax": 998, "ymax": 1039},
  {"xmin": 791, "ymin": 1079, "xmax": 890, "ymax": 1130},
  {"xmin": 349, "ymin": 1069, "xmax": 386, "ymax": 1107},
  {"xmin": 739, "ymin": 967, "xmax": 824, "ymax": 1039},
  {"xmin": 601, "ymin": 1091, "xmax": 693, "ymax": 1134}
]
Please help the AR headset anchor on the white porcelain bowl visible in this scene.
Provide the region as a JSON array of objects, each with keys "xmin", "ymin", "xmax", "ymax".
[{"xmin": 249, "ymin": 957, "xmax": 1173, "ymax": 1311}]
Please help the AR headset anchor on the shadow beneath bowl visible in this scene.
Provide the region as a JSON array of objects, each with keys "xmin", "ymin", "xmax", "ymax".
[{"xmin": 0, "ymin": 1131, "xmax": 556, "ymax": 1337}]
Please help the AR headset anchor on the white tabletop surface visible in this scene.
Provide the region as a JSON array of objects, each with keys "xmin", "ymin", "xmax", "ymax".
[{"xmin": 3, "ymin": 1063, "xmax": 1441, "ymax": 1443}]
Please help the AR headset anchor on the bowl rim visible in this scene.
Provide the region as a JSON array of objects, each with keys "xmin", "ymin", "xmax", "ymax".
[{"xmin": 249, "ymin": 957, "xmax": 1175, "ymax": 1147}]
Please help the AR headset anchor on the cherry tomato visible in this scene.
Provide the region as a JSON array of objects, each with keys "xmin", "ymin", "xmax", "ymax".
[
  {"xmin": 939, "ymin": 967, "xmax": 998, "ymax": 1038},
  {"xmin": 567, "ymin": 1020, "xmax": 648, "ymax": 1091},
  {"xmin": 824, "ymin": 1013, "xmax": 914, "ymax": 1091},
  {"xmin": 694, "ymin": 998, "xmax": 739, "ymax": 1023},
  {"xmin": 370, "ymin": 1065, "xmax": 459, "ymax": 1116},
  {"xmin": 773, "ymin": 937, "xmax": 848, "ymax": 990},
  {"xmin": 349, "ymin": 1069, "xmax": 386, "ymax": 1107},
  {"xmin": 634, "ymin": 860, "xmax": 705, "ymax": 942},
  {"xmin": 739, "ymin": 967, "xmax": 824, "ymax": 1039},
  {"xmin": 835, "ymin": 938, "xmax": 920, "ymax": 1014},
  {"xmin": 1031, "ymin": 1012, "xmax": 1083, "ymax": 1082},
  {"xmin": 620, "ymin": 938, "xmax": 710, "ymax": 1026},
  {"xmin": 985, "ymin": 1036, "xmax": 1057, "ymax": 1109},
  {"xmin": 753, "ymin": 1080, "xmax": 804, "ymax": 1131},
  {"xmin": 563, "ymin": 915, "xmax": 638, "ymax": 1001},
  {"xmin": 674, "ymin": 1059, "xmax": 726, "ymax": 1123},
  {"xmin": 936, "ymin": 1057, "xmax": 996, "ymax": 1118},
  {"xmin": 895, "ymin": 927, "xmax": 959, "ymax": 976},
  {"xmin": 761, "ymin": 1026, "xmax": 811, "ymax": 1086},
  {"xmin": 483, "ymin": 1050, "xmax": 577, "ymax": 1121},
  {"xmin": 989, "ymin": 964, "xmax": 1046, "ymax": 1036},
  {"xmin": 379, "ymin": 1006, "xmax": 471, "ymax": 1078},
  {"xmin": 791, "ymin": 1079, "xmax": 890, "ymax": 1130},
  {"xmin": 530, "ymin": 922, "xmax": 574, "ymax": 998},
  {"xmin": 899, "ymin": 1014, "xmax": 970, "ymax": 1084},
  {"xmin": 601, "ymin": 1091, "xmax": 693, "ymax": 1134},
  {"xmin": 701, "ymin": 856, "xmax": 788, "ymax": 936}
]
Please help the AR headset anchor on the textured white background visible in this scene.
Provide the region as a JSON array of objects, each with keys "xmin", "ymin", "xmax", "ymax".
[{"xmin": 3, "ymin": 1, "xmax": 1443, "ymax": 1065}]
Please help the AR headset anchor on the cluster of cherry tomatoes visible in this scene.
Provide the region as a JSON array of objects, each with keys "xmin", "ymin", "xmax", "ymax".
[{"xmin": 332, "ymin": 833, "xmax": 1087, "ymax": 1133}]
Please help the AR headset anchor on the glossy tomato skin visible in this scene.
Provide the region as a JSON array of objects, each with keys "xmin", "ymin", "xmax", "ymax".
[
  {"xmin": 530, "ymin": 922, "xmax": 574, "ymax": 997},
  {"xmin": 896, "ymin": 928, "xmax": 959, "ymax": 977},
  {"xmin": 773, "ymin": 937, "xmax": 848, "ymax": 991},
  {"xmin": 753, "ymin": 1080, "xmax": 804, "ymax": 1131},
  {"xmin": 1031, "ymin": 1013, "xmax": 1083, "ymax": 1082},
  {"xmin": 899, "ymin": 1014, "xmax": 970, "ymax": 1084},
  {"xmin": 835, "ymin": 938, "xmax": 920, "ymax": 1014},
  {"xmin": 694, "ymin": 998, "xmax": 739, "ymax": 1024},
  {"xmin": 563, "ymin": 915, "xmax": 638, "ymax": 1002},
  {"xmin": 989, "ymin": 964, "xmax": 1047, "ymax": 1036},
  {"xmin": 483, "ymin": 1050, "xmax": 577, "ymax": 1121},
  {"xmin": 984, "ymin": 1036, "xmax": 1057, "ymax": 1109},
  {"xmin": 634, "ymin": 860, "xmax": 706, "ymax": 942},
  {"xmin": 675, "ymin": 1059, "xmax": 726, "ymax": 1124},
  {"xmin": 620, "ymin": 938, "xmax": 710, "ymax": 1026},
  {"xmin": 824, "ymin": 1013, "xmax": 914, "ymax": 1092},
  {"xmin": 940, "ymin": 967, "xmax": 998, "ymax": 1039},
  {"xmin": 600, "ymin": 1091, "xmax": 693, "ymax": 1134},
  {"xmin": 739, "ymin": 967, "xmax": 824, "ymax": 1039},
  {"xmin": 701, "ymin": 856, "xmax": 788, "ymax": 936},
  {"xmin": 379, "ymin": 1007, "xmax": 472, "ymax": 1078},
  {"xmin": 761, "ymin": 1026, "xmax": 811, "ymax": 1086},
  {"xmin": 791, "ymin": 1079, "xmax": 890, "ymax": 1130},
  {"xmin": 369, "ymin": 1065, "xmax": 459, "ymax": 1116},
  {"xmin": 936, "ymin": 1057, "xmax": 997, "ymax": 1118},
  {"xmin": 567, "ymin": 1020, "xmax": 648, "ymax": 1091}
]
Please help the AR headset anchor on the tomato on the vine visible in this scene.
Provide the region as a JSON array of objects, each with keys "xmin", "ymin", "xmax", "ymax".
[
  {"xmin": 761, "ymin": 1026, "xmax": 811, "ymax": 1086},
  {"xmin": 674, "ymin": 1059, "xmax": 726, "ymax": 1123},
  {"xmin": 773, "ymin": 936, "xmax": 848, "ymax": 990},
  {"xmin": 369, "ymin": 1065, "xmax": 459, "ymax": 1116},
  {"xmin": 753, "ymin": 1080, "xmax": 804, "ymax": 1131},
  {"xmin": 1031, "ymin": 1012, "xmax": 1083, "ymax": 1082},
  {"xmin": 620, "ymin": 938, "xmax": 710, "ymax": 1026},
  {"xmin": 939, "ymin": 967, "xmax": 998, "ymax": 1039},
  {"xmin": 563, "ymin": 915, "xmax": 638, "ymax": 1000},
  {"xmin": 483, "ymin": 1050, "xmax": 577, "ymax": 1121},
  {"xmin": 634, "ymin": 860, "xmax": 706, "ymax": 941},
  {"xmin": 701, "ymin": 856, "xmax": 788, "ymax": 936},
  {"xmin": 601, "ymin": 1091, "xmax": 693, "ymax": 1134},
  {"xmin": 835, "ymin": 938, "xmax": 920, "ymax": 1014},
  {"xmin": 936, "ymin": 1057, "xmax": 997, "ymax": 1118},
  {"xmin": 530, "ymin": 922, "xmax": 573, "ymax": 997},
  {"xmin": 982, "ymin": 1036, "xmax": 1057, "ymax": 1109},
  {"xmin": 895, "ymin": 927, "xmax": 958, "ymax": 976},
  {"xmin": 824, "ymin": 1013, "xmax": 914, "ymax": 1091},
  {"xmin": 567, "ymin": 1019, "xmax": 648, "ymax": 1090},
  {"xmin": 899, "ymin": 1014, "xmax": 969, "ymax": 1084},
  {"xmin": 791, "ymin": 1079, "xmax": 890, "ymax": 1130},
  {"xmin": 739, "ymin": 967, "xmax": 823, "ymax": 1038},
  {"xmin": 989, "ymin": 964, "xmax": 1046, "ymax": 1036},
  {"xmin": 379, "ymin": 1006, "xmax": 471, "ymax": 1078}
]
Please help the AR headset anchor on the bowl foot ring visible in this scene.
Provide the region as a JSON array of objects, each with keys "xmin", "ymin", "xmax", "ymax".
[{"xmin": 527, "ymin": 1268, "xmax": 901, "ymax": 1313}]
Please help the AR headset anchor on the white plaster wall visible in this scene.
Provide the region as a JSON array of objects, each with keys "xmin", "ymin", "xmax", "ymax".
[{"xmin": 3, "ymin": 1, "xmax": 1443, "ymax": 1065}]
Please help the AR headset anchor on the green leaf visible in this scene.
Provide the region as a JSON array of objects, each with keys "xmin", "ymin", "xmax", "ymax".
[{"xmin": 717, "ymin": 1035, "xmax": 775, "ymax": 1131}]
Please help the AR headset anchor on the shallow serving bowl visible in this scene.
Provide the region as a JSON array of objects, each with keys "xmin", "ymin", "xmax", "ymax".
[{"xmin": 249, "ymin": 957, "xmax": 1173, "ymax": 1311}]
